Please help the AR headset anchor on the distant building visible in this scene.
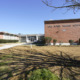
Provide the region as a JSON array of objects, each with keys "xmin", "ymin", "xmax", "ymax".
[
  {"xmin": 19, "ymin": 34, "xmax": 44, "ymax": 43},
  {"xmin": 0, "ymin": 32, "xmax": 19, "ymax": 40},
  {"xmin": 45, "ymin": 19, "xmax": 80, "ymax": 45},
  {"xmin": 0, "ymin": 32, "xmax": 44, "ymax": 43}
]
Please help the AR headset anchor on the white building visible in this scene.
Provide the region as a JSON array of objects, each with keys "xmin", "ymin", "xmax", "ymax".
[{"xmin": 0, "ymin": 32, "xmax": 19, "ymax": 40}]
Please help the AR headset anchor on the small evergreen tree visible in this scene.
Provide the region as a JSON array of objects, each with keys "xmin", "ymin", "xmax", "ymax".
[
  {"xmin": 69, "ymin": 40, "xmax": 74, "ymax": 45},
  {"xmin": 53, "ymin": 39, "xmax": 57, "ymax": 46},
  {"xmin": 45, "ymin": 37, "xmax": 52, "ymax": 45},
  {"xmin": 78, "ymin": 38, "xmax": 80, "ymax": 45}
]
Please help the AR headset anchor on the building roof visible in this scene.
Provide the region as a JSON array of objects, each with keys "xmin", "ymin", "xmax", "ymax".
[
  {"xmin": 45, "ymin": 18, "xmax": 80, "ymax": 24},
  {"xmin": 20, "ymin": 34, "xmax": 44, "ymax": 37},
  {"xmin": 0, "ymin": 32, "xmax": 19, "ymax": 36}
]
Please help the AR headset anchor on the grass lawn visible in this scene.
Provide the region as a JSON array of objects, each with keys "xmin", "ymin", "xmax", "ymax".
[
  {"xmin": 0, "ymin": 45, "xmax": 3, "ymax": 47},
  {"xmin": 0, "ymin": 45, "xmax": 80, "ymax": 80}
]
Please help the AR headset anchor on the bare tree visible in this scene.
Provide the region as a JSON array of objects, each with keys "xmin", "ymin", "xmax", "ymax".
[{"xmin": 42, "ymin": 0, "xmax": 80, "ymax": 13}]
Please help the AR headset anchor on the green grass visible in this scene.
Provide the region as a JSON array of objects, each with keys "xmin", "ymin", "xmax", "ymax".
[
  {"xmin": 0, "ymin": 62, "xmax": 7, "ymax": 66},
  {"xmin": 0, "ymin": 66, "xmax": 11, "ymax": 72},
  {"xmin": 0, "ymin": 61, "xmax": 12, "ymax": 66},
  {"xmin": 0, "ymin": 55, "xmax": 13, "ymax": 60}
]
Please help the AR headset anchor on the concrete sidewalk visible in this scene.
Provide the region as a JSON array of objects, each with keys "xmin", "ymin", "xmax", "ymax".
[{"xmin": 0, "ymin": 43, "xmax": 25, "ymax": 50}]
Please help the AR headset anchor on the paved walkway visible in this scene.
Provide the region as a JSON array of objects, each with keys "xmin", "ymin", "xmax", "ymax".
[{"xmin": 0, "ymin": 43, "xmax": 26, "ymax": 50}]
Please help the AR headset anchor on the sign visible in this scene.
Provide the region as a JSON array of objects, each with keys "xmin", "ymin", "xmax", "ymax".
[{"xmin": 48, "ymin": 24, "xmax": 80, "ymax": 28}]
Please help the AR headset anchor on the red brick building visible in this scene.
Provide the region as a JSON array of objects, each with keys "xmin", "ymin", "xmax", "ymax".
[{"xmin": 45, "ymin": 19, "xmax": 80, "ymax": 45}]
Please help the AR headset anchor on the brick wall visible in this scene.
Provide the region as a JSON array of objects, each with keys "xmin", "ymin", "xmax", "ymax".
[{"xmin": 45, "ymin": 19, "xmax": 80, "ymax": 43}]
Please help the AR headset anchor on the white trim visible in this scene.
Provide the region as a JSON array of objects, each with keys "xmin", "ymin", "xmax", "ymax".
[{"xmin": 50, "ymin": 43, "xmax": 77, "ymax": 45}]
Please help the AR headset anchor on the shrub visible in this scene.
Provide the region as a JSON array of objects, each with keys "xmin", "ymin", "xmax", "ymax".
[
  {"xmin": 45, "ymin": 37, "xmax": 52, "ymax": 45},
  {"xmin": 33, "ymin": 38, "xmax": 45, "ymax": 46},
  {"xmin": 69, "ymin": 40, "xmax": 74, "ymax": 45},
  {"xmin": 53, "ymin": 39, "xmax": 57, "ymax": 45},
  {"xmin": 78, "ymin": 38, "xmax": 80, "ymax": 45},
  {"xmin": 0, "ymin": 39, "xmax": 18, "ymax": 43},
  {"xmin": 28, "ymin": 68, "xmax": 59, "ymax": 80}
]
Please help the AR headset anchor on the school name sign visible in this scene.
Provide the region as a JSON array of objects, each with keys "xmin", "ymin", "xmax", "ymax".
[{"xmin": 48, "ymin": 24, "xmax": 80, "ymax": 28}]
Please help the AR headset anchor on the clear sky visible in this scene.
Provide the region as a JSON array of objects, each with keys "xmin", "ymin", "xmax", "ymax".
[{"xmin": 0, "ymin": 0, "xmax": 80, "ymax": 34}]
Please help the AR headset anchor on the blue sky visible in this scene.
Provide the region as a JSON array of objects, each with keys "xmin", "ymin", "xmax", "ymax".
[{"xmin": 0, "ymin": 0, "xmax": 80, "ymax": 34}]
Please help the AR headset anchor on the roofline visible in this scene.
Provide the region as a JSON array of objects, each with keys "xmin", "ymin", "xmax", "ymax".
[
  {"xmin": 44, "ymin": 18, "xmax": 80, "ymax": 22},
  {"xmin": 20, "ymin": 34, "xmax": 44, "ymax": 36},
  {"xmin": 44, "ymin": 18, "xmax": 80, "ymax": 24},
  {"xmin": 0, "ymin": 32, "xmax": 19, "ymax": 37}
]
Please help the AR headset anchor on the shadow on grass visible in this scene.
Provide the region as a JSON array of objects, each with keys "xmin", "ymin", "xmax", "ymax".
[{"xmin": 0, "ymin": 51, "xmax": 80, "ymax": 80}]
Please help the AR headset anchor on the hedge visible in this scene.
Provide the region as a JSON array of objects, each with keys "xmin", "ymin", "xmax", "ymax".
[
  {"xmin": 33, "ymin": 39, "xmax": 45, "ymax": 46},
  {"xmin": 0, "ymin": 39, "xmax": 18, "ymax": 43}
]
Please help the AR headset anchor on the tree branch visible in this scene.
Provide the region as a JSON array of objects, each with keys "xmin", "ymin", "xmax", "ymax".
[
  {"xmin": 42, "ymin": 0, "xmax": 80, "ymax": 10},
  {"xmin": 42, "ymin": 0, "xmax": 80, "ymax": 9}
]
